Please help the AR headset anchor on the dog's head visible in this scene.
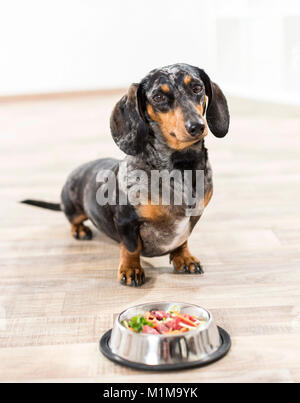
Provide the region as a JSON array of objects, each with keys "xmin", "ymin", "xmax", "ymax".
[{"xmin": 110, "ymin": 64, "xmax": 230, "ymax": 155}]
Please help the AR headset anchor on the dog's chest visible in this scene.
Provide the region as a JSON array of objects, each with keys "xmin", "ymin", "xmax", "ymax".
[{"xmin": 138, "ymin": 205, "xmax": 195, "ymax": 257}]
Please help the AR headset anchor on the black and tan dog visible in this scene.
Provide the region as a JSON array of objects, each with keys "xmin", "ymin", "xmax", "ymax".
[{"xmin": 22, "ymin": 64, "xmax": 229, "ymax": 287}]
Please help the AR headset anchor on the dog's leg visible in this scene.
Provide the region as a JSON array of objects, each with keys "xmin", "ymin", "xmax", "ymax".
[
  {"xmin": 115, "ymin": 203, "xmax": 145, "ymax": 286},
  {"xmin": 118, "ymin": 237, "xmax": 145, "ymax": 286},
  {"xmin": 61, "ymin": 183, "xmax": 93, "ymax": 241},
  {"xmin": 170, "ymin": 241, "xmax": 204, "ymax": 274},
  {"xmin": 71, "ymin": 214, "xmax": 93, "ymax": 241}
]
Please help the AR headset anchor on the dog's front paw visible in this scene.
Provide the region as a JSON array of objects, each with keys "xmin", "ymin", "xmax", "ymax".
[
  {"xmin": 118, "ymin": 264, "xmax": 146, "ymax": 287},
  {"xmin": 170, "ymin": 251, "xmax": 204, "ymax": 274}
]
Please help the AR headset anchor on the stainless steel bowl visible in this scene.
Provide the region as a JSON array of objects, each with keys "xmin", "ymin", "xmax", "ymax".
[{"xmin": 100, "ymin": 302, "xmax": 231, "ymax": 371}]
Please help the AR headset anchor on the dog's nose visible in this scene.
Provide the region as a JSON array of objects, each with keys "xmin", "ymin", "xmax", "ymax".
[{"xmin": 186, "ymin": 120, "xmax": 205, "ymax": 136}]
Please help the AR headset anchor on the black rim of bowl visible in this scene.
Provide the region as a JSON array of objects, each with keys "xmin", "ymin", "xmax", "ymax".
[{"xmin": 99, "ymin": 326, "xmax": 231, "ymax": 372}]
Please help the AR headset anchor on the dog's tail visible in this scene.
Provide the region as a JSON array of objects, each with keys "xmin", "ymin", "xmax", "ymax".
[{"xmin": 21, "ymin": 199, "xmax": 61, "ymax": 211}]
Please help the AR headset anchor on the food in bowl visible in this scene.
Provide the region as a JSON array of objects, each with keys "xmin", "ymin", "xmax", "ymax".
[
  {"xmin": 101, "ymin": 302, "xmax": 231, "ymax": 369},
  {"xmin": 122, "ymin": 305, "xmax": 207, "ymax": 335}
]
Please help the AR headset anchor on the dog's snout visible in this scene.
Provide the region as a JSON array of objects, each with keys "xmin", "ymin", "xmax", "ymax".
[{"xmin": 186, "ymin": 120, "xmax": 205, "ymax": 137}]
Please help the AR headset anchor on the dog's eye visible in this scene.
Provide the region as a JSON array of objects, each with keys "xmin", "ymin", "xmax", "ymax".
[
  {"xmin": 153, "ymin": 94, "xmax": 167, "ymax": 103},
  {"xmin": 192, "ymin": 85, "xmax": 202, "ymax": 94}
]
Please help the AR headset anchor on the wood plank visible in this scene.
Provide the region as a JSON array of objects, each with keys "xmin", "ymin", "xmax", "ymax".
[{"xmin": 0, "ymin": 94, "xmax": 300, "ymax": 382}]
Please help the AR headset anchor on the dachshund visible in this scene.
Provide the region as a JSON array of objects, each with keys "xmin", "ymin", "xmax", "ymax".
[{"xmin": 22, "ymin": 63, "xmax": 230, "ymax": 287}]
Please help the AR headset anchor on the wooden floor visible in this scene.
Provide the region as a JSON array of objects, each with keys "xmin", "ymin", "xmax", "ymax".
[{"xmin": 0, "ymin": 93, "xmax": 300, "ymax": 383}]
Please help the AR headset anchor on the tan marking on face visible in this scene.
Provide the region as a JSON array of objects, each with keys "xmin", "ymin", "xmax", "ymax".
[
  {"xmin": 184, "ymin": 75, "xmax": 192, "ymax": 85},
  {"xmin": 203, "ymin": 96, "xmax": 207, "ymax": 112},
  {"xmin": 204, "ymin": 187, "xmax": 213, "ymax": 208},
  {"xmin": 196, "ymin": 104, "xmax": 204, "ymax": 115},
  {"xmin": 161, "ymin": 84, "xmax": 170, "ymax": 93},
  {"xmin": 196, "ymin": 103, "xmax": 208, "ymax": 138},
  {"xmin": 147, "ymin": 104, "xmax": 200, "ymax": 150}
]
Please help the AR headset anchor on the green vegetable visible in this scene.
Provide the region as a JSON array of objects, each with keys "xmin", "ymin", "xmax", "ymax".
[
  {"xmin": 122, "ymin": 320, "xmax": 129, "ymax": 329},
  {"xmin": 168, "ymin": 305, "xmax": 181, "ymax": 314},
  {"xmin": 127, "ymin": 315, "xmax": 153, "ymax": 333}
]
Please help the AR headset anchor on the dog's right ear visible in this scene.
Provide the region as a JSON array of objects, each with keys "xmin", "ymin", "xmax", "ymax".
[{"xmin": 110, "ymin": 83, "xmax": 148, "ymax": 156}]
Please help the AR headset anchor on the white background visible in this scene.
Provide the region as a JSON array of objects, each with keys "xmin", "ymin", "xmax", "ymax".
[{"xmin": 0, "ymin": 0, "xmax": 300, "ymax": 104}]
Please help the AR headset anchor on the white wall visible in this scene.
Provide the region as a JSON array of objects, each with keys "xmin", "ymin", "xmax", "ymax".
[
  {"xmin": 214, "ymin": 0, "xmax": 300, "ymax": 105},
  {"xmin": 1, "ymin": 0, "xmax": 300, "ymax": 104}
]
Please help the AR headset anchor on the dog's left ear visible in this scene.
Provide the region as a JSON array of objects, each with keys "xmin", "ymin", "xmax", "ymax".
[
  {"xmin": 110, "ymin": 83, "xmax": 148, "ymax": 155},
  {"xmin": 197, "ymin": 69, "xmax": 230, "ymax": 138}
]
